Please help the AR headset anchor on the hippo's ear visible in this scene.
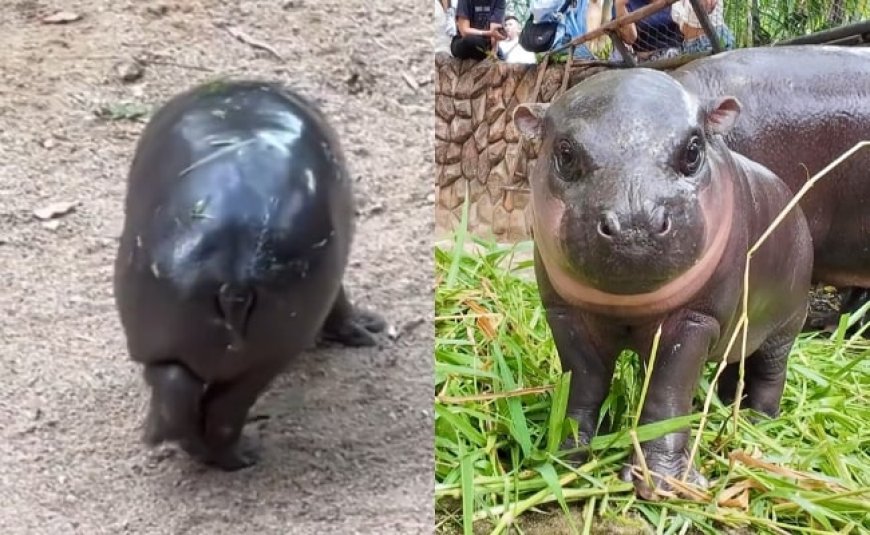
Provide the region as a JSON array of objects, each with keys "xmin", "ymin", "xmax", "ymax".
[
  {"xmin": 705, "ymin": 97, "xmax": 742, "ymax": 136},
  {"xmin": 513, "ymin": 103, "xmax": 550, "ymax": 142}
]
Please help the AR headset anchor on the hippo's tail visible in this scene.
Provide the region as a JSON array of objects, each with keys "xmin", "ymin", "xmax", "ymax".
[{"xmin": 216, "ymin": 282, "xmax": 256, "ymax": 341}]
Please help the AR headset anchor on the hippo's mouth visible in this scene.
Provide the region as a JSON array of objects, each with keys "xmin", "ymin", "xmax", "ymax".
[{"xmin": 532, "ymin": 177, "xmax": 734, "ymax": 318}]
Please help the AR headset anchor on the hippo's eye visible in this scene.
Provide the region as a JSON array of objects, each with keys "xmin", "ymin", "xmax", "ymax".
[
  {"xmin": 554, "ymin": 139, "xmax": 578, "ymax": 179},
  {"xmin": 680, "ymin": 135, "xmax": 705, "ymax": 175}
]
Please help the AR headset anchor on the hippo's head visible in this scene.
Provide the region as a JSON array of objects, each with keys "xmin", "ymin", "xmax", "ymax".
[{"xmin": 514, "ymin": 69, "xmax": 742, "ymax": 313}]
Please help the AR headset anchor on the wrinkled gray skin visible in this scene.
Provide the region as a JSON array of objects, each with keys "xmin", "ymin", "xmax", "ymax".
[
  {"xmin": 672, "ymin": 45, "xmax": 870, "ymax": 331},
  {"xmin": 114, "ymin": 80, "xmax": 386, "ymax": 471},
  {"xmin": 514, "ymin": 69, "xmax": 813, "ymax": 498}
]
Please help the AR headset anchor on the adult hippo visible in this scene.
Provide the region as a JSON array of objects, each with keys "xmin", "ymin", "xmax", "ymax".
[
  {"xmin": 671, "ymin": 45, "xmax": 870, "ymax": 329},
  {"xmin": 513, "ymin": 68, "xmax": 814, "ymax": 497},
  {"xmin": 113, "ymin": 80, "xmax": 386, "ymax": 471}
]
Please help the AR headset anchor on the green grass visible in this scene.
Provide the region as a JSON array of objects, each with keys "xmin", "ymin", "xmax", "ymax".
[
  {"xmin": 724, "ymin": 0, "xmax": 870, "ymax": 48},
  {"xmin": 434, "ymin": 232, "xmax": 870, "ymax": 534}
]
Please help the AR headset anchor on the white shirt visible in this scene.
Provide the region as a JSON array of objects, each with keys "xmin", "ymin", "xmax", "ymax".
[{"xmin": 498, "ymin": 38, "xmax": 537, "ymax": 64}]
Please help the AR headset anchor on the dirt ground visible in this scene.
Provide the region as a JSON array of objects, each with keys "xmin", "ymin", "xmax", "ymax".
[{"xmin": 0, "ymin": 1, "xmax": 433, "ymax": 533}]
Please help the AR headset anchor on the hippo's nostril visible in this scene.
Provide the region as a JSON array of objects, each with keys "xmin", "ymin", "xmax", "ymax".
[
  {"xmin": 598, "ymin": 211, "xmax": 621, "ymax": 239},
  {"xmin": 650, "ymin": 207, "xmax": 671, "ymax": 236},
  {"xmin": 659, "ymin": 215, "xmax": 671, "ymax": 235}
]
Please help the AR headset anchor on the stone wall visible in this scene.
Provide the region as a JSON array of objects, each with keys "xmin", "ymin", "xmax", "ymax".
[{"xmin": 434, "ymin": 52, "xmax": 614, "ymax": 242}]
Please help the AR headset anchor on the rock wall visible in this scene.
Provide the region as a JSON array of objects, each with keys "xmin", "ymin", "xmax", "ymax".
[{"xmin": 434, "ymin": 52, "xmax": 614, "ymax": 242}]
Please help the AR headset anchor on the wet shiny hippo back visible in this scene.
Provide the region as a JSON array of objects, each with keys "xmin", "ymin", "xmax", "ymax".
[
  {"xmin": 514, "ymin": 68, "xmax": 813, "ymax": 498},
  {"xmin": 113, "ymin": 80, "xmax": 385, "ymax": 470},
  {"xmin": 672, "ymin": 45, "xmax": 870, "ymax": 292}
]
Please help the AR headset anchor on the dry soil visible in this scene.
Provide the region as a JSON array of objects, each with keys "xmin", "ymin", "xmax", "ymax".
[{"xmin": 0, "ymin": 1, "xmax": 434, "ymax": 533}]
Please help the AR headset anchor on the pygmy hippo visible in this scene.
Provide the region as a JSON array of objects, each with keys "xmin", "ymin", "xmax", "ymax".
[
  {"xmin": 113, "ymin": 80, "xmax": 386, "ymax": 470},
  {"xmin": 513, "ymin": 68, "xmax": 813, "ymax": 497},
  {"xmin": 672, "ymin": 45, "xmax": 870, "ymax": 330}
]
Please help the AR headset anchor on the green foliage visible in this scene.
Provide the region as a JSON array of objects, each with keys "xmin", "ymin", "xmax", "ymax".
[
  {"xmin": 508, "ymin": 0, "xmax": 533, "ymax": 23},
  {"xmin": 434, "ymin": 232, "xmax": 870, "ymax": 534},
  {"xmin": 724, "ymin": 0, "xmax": 870, "ymax": 47}
]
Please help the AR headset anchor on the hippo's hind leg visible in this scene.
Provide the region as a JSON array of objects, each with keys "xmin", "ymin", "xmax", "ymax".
[
  {"xmin": 197, "ymin": 368, "xmax": 280, "ymax": 471},
  {"xmin": 718, "ymin": 312, "xmax": 803, "ymax": 419},
  {"xmin": 142, "ymin": 362, "xmax": 205, "ymax": 452},
  {"xmin": 319, "ymin": 285, "xmax": 386, "ymax": 347}
]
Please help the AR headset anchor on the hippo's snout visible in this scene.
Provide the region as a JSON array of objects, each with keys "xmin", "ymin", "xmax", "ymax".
[
  {"xmin": 559, "ymin": 196, "xmax": 705, "ymax": 296},
  {"xmin": 597, "ymin": 206, "xmax": 671, "ymax": 242}
]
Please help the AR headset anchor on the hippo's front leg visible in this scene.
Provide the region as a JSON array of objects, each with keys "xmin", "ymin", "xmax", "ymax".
[
  {"xmin": 621, "ymin": 310, "xmax": 719, "ymax": 499},
  {"xmin": 546, "ymin": 307, "xmax": 620, "ymax": 461}
]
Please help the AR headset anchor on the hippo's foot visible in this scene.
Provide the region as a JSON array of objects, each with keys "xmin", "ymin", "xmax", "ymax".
[
  {"xmin": 142, "ymin": 362, "xmax": 204, "ymax": 447},
  {"xmin": 619, "ymin": 449, "xmax": 708, "ymax": 500},
  {"xmin": 319, "ymin": 286, "xmax": 387, "ymax": 347},
  {"xmin": 143, "ymin": 362, "xmax": 272, "ymax": 472},
  {"xmin": 558, "ymin": 432, "xmax": 594, "ymax": 465},
  {"xmin": 146, "ymin": 413, "xmax": 258, "ymax": 472},
  {"xmin": 191, "ymin": 373, "xmax": 275, "ymax": 471},
  {"xmin": 194, "ymin": 434, "xmax": 260, "ymax": 472},
  {"xmin": 321, "ymin": 308, "xmax": 387, "ymax": 347},
  {"xmin": 558, "ymin": 409, "xmax": 614, "ymax": 465}
]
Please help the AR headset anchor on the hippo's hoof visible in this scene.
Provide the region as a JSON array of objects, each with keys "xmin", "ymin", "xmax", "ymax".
[
  {"xmin": 142, "ymin": 411, "xmax": 164, "ymax": 446},
  {"xmin": 558, "ymin": 434, "xmax": 592, "ymax": 465},
  {"xmin": 142, "ymin": 405, "xmax": 196, "ymax": 448},
  {"xmin": 200, "ymin": 437, "xmax": 260, "ymax": 472},
  {"xmin": 320, "ymin": 308, "xmax": 387, "ymax": 347},
  {"xmin": 619, "ymin": 450, "xmax": 708, "ymax": 500},
  {"xmin": 355, "ymin": 309, "xmax": 388, "ymax": 333}
]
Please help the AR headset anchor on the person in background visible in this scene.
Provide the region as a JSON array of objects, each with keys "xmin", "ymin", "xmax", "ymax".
[
  {"xmin": 562, "ymin": 0, "xmax": 605, "ymax": 60},
  {"xmin": 497, "ymin": 15, "xmax": 538, "ymax": 64},
  {"xmin": 671, "ymin": 0, "xmax": 735, "ymax": 54},
  {"xmin": 612, "ymin": 0, "xmax": 638, "ymax": 45},
  {"xmin": 436, "ymin": 0, "xmax": 458, "ymax": 53},
  {"xmin": 449, "ymin": 0, "xmax": 508, "ymax": 60},
  {"xmin": 612, "ymin": 0, "xmax": 684, "ymax": 61},
  {"xmin": 440, "ymin": 0, "xmax": 458, "ymax": 38}
]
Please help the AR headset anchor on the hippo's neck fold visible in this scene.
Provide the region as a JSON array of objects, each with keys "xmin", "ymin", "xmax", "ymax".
[{"xmin": 534, "ymin": 169, "xmax": 735, "ymax": 319}]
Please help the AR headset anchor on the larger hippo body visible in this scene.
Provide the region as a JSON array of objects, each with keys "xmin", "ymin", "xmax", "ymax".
[
  {"xmin": 672, "ymin": 45, "xmax": 870, "ymax": 313},
  {"xmin": 114, "ymin": 80, "xmax": 385, "ymax": 470}
]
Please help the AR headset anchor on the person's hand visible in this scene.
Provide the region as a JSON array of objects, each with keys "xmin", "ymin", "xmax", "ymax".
[
  {"xmin": 490, "ymin": 26, "xmax": 506, "ymax": 38},
  {"xmin": 488, "ymin": 27, "xmax": 506, "ymax": 47}
]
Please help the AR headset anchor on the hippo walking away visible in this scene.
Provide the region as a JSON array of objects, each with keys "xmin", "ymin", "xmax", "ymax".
[
  {"xmin": 672, "ymin": 45, "xmax": 870, "ymax": 329},
  {"xmin": 113, "ymin": 80, "xmax": 386, "ymax": 470},
  {"xmin": 513, "ymin": 68, "xmax": 814, "ymax": 497}
]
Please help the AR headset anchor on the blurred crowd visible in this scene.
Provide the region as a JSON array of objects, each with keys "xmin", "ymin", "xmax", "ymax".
[{"xmin": 437, "ymin": 0, "xmax": 734, "ymax": 64}]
